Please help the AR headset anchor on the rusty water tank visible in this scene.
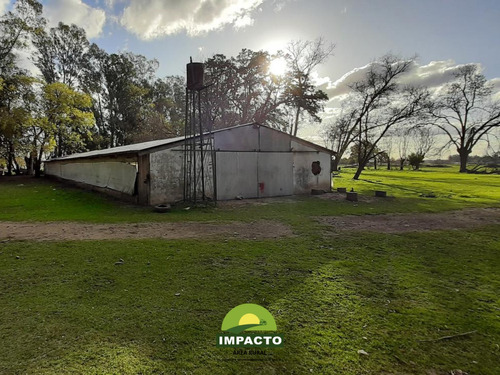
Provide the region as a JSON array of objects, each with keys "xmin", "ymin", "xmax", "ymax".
[{"xmin": 187, "ymin": 62, "xmax": 204, "ymax": 90}]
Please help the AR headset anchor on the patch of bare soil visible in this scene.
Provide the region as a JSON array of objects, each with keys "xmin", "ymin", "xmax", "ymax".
[
  {"xmin": 317, "ymin": 207, "xmax": 500, "ymax": 234},
  {"xmin": 2, "ymin": 208, "xmax": 498, "ymax": 242},
  {"xmin": 314, "ymin": 192, "xmax": 384, "ymax": 204},
  {"xmin": 216, "ymin": 196, "xmax": 300, "ymax": 208},
  {"xmin": 0, "ymin": 220, "xmax": 293, "ymax": 242}
]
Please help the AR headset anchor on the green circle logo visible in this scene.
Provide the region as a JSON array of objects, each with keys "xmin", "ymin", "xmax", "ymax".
[{"xmin": 221, "ymin": 303, "xmax": 277, "ymax": 334}]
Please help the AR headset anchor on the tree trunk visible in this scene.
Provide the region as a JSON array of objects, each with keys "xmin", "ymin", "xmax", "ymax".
[
  {"xmin": 399, "ymin": 158, "xmax": 405, "ymax": 170},
  {"xmin": 34, "ymin": 159, "xmax": 41, "ymax": 177},
  {"xmin": 331, "ymin": 157, "xmax": 340, "ymax": 172},
  {"xmin": 415, "ymin": 159, "xmax": 422, "ymax": 170},
  {"xmin": 387, "ymin": 159, "xmax": 391, "ymax": 170},
  {"xmin": 353, "ymin": 165, "xmax": 363, "ymax": 180},
  {"xmin": 26, "ymin": 151, "xmax": 35, "ymax": 175},
  {"xmin": 7, "ymin": 141, "xmax": 14, "ymax": 175},
  {"xmin": 292, "ymin": 107, "xmax": 300, "ymax": 136},
  {"xmin": 57, "ymin": 131, "xmax": 62, "ymax": 157},
  {"xmin": 459, "ymin": 149, "xmax": 469, "ymax": 173},
  {"xmin": 35, "ymin": 146, "xmax": 44, "ymax": 178},
  {"xmin": 373, "ymin": 157, "xmax": 377, "ymax": 170},
  {"xmin": 353, "ymin": 156, "xmax": 369, "ymax": 180},
  {"xmin": 13, "ymin": 159, "xmax": 20, "ymax": 175}
]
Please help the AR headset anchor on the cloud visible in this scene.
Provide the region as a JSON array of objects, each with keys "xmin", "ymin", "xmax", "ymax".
[
  {"xmin": 322, "ymin": 59, "xmax": 500, "ymax": 104},
  {"xmin": 15, "ymin": 46, "xmax": 39, "ymax": 76},
  {"xmin": 310, "ymin": 71, "xmax": 331, "ymax": 87},
  {"xmin": 491, "ymin": 78, "xmax": 500, "ymax": 101},
  {"xmin": 120, "ymin": 0, "xmax": 264, "ymax": 39},
  {"xmin": 322, "ymin": 64, "xmax": 372, "ymax": 99},
  {"xmin": 43, "ymin": 0, "xmax": 106, "ymax": 39},
  {"xmin": 304, "ymin": 60, "xmax": 500, "ymax": 153},
  {"xmin": 398, "ymin": 60, "xmax": 472, "ymax": 88},
  {"xmin": 0, "ymin": 0, "xmax": 10, "ymax": 15},
  {"xmin": 233, "ymin": 14, "xmax": 254, "ymax": 29},
  {"xmin": 273, "ymin": 0, "xmax": 295, "ymax": 12},
  {"xmin": 490, "ymin": 78, "xmax": 500, "ymax": 88},
  {"xmin": 104, "ymin": 0, "xmax": 117, "ymax": 8}
]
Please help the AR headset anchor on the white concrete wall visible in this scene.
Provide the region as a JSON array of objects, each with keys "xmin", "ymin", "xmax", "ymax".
[
  {"xmin": 149, "ymin": 148, "xmax": 184, "ymax": 205},
  {"xmin": 45, "ymin": 161, "xmax": 137, "ymax": 195},
  {"xmin": 292, "ymin": 149, "xmax": 331, "ymax": 194},
  {"xmin": 44, "ymin": 161, "xmax": 61, "ymax": 177},
  {"xmin": 149, "ymin": 146, "xmax": 215, "ymax": 205}
]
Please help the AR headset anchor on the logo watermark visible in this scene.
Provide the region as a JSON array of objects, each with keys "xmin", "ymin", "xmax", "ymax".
[{"xmin": 216, "ymin": 303, "xmax": 283, "ymax": 349}]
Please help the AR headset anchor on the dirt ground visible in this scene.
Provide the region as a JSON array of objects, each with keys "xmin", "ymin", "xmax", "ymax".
[
  {"xmin": 0, "ymin": 220, "xmax": 293, "ymax": 242},
  {"xmin": 317, "ymin": 207, "xmax": 500, "ymax": 234},
  {"xmin": 0, "ymin": 207, "xmax": 498, "ymax": 241}
]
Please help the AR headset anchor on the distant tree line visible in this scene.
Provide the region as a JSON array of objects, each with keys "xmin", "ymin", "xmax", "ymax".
[
  {"xmin": 0, "ymin": 0, "xmax": 334, "ymax": 176},
  {"xmin": 323, "ymin": 55, "xmax": 500, "ymax": 178},
  {"xmin": 0, "ymin": 0, "xmax": 187, "ymax": 175}
]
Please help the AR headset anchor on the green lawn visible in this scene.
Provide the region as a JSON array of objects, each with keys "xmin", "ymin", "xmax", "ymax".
[
  {"xmin": 1, "ymin": 231, "xmax": 499, "ymax": 374},
  {"xmin": 0, "ymin": 166, "xmax": 499, "ymax": 225},
  {"xmin": 335, "ymin": 166, "xmax": 500, "ymax": 205},
  {"xmin": 0, "ymin": 168, "xmax": 499, "ymax": 374}
]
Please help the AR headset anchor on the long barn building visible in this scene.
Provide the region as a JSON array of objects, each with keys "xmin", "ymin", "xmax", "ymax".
[{"xmin": 45, "ymin": 123, "xmax": 333, "ymax": 205}]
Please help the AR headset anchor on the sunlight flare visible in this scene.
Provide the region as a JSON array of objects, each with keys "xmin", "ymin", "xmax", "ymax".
[{"xmin": 269, "ymin": 57, "xmax": 288, "ymax": 76}]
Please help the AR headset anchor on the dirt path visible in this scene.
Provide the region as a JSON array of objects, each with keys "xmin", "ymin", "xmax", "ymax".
[
  {"xmin": 317, "ymin": 207, "xmax": 500, "ymax": 234},
  {"xmin": 0, "ymin": 220, "xmax": 293, "ymax": 241},
  {"xmin": 0, "ymin": 208, "xmax": 498, "ymax": 241}
]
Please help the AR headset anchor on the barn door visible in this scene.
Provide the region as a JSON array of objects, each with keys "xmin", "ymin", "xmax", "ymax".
[
  {"xmin": 137, "ymin": 154, "xmax": 150, "ymax": 205},
  {"xmin": 257, "ymin": 153, "xmax": 293, "ymax": 198},
  {"xmin": 215, "ymin": 152, "xmax": 293, "ymax": 200},
  {"xmin": 216, "ymin": 152, "xmax": 258, "ymax": 200}
]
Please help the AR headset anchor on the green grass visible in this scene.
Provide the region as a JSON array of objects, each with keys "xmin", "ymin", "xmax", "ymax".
[
  {"xmin": 0, "ymin": 168, "xmax": 499, "ymax": 374},
  {"xmin": 335, "ymin": 166, "xmax": 500, "ymax": 205},
  {"xmin": 0, "ymin": 230, "xmax": 499, "ymax": 374},
  {"xmin": 0, "ymin": 167, "xmax": 499, "ymax": 225}
]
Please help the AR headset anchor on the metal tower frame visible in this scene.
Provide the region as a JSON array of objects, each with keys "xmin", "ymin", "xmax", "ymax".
[{"xmin": 183, "ymin": 60, "xmax": 216, "ymax": 204}]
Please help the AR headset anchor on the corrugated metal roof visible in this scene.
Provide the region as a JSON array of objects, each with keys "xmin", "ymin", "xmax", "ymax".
[
  {"xmin": 46, "ymin": 123, "xmax": 333, "ymax": 162},
  {"xmin": 48, "ymin": 135, "xmax": 186, "ymax": 161}
]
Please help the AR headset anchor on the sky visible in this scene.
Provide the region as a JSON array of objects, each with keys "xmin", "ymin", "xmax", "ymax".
[{"xmin": 2, "ymin": 0, "xmax": 500, "ymax": 154}]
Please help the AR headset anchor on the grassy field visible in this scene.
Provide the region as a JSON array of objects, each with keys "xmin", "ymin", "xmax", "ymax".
[
  {"xmin": 0, "ymin": 166, "xmax": 499, "ymax": 225},
  {"xmin": 336, "ymin": 166, "xmax": 500, "ymax": 205},
  {"xmin": 0, "ymin": 167, "xmax": 499, "ymax": 374}
]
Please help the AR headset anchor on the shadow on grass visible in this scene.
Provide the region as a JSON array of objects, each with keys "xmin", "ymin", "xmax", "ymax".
[
  {"xmin": 272, "ymin": 228, "xmax": 500, "ymax": 374},
  {"xmin": 359, "ymin": 178, "xmax": 427, "ymax": 195},
  {"xmin": 1, "ymin": 227, "xmax": 499, "ymax": 374}
]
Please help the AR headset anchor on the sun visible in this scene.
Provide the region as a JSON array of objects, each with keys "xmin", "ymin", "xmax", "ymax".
[
  {"xmin": 269, "ymin": 57, "xmax": 288, "ymax": 76},
  {"xmin": 239, "ymin": 313, "xmax": 260, "ymax": 326}
]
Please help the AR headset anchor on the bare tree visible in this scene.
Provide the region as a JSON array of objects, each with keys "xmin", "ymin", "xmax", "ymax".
[
  {"xmin": 379, "ymin": 134, "xmax": 394, "ymax": 170},
  {"xmin": 285, "ymin": 38, "xmax": 334, "ymax": 136},
  {"xmin": 347, "ymin": 54, "xmax": 430, "ymax": 180},
  {"xmin": 322, "ymin": 105, "xmax": 358, "ymax": 170},
  {"xmin": 412, "ymin": 127, "xmax": 435, "ymax": 157},
  {"xmin": 394, "ymin": 126, "xmax": 410, "ymax": 170},
  {"xmin": 429, "ymin": 64, "xmax": 500, "ymax": 172},
  {"xmin": 406, "ymin": 128, "xmax": 435, "ymax": 170}
]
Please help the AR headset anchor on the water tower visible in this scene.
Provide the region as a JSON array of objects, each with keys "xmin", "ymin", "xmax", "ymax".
[{"xmin": 183, "ymin": 58, "xmax": 216, "ymax": 204}]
